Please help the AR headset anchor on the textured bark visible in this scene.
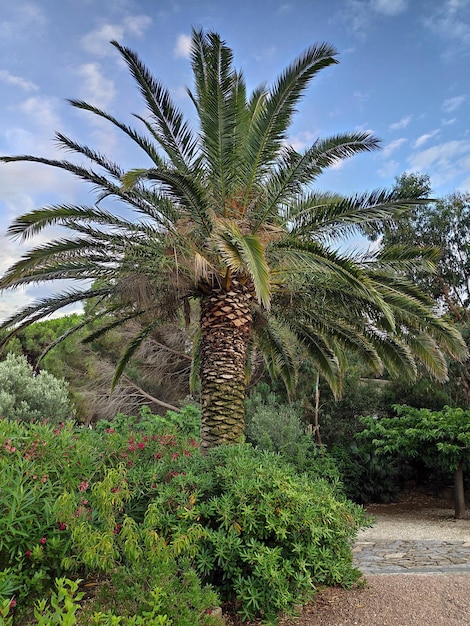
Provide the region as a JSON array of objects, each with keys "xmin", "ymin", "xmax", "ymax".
[{"xmin": 199, "ymin": 279, "xmax": 253, "ymax": 450}]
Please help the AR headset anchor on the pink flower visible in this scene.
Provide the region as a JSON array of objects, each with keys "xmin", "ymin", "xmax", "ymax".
[
  {"xmin": 58, "ymin": 522, "xmax": 67, "ymax": 530},
  {"xmin": 137, "ymin": 442, "xmax": 145, "ymax": 450},
  {"xmin": 40, "ymin": 537, "xmax": 46, "ymax": 545},
  {"xmin": 9, "ymin": 599, "xmax": 16, "ymax": 608},
  {"xmin": 41, "ymin": 476, "xmax": 48, "ymax": 483},
  {"xmin": 79, "ymin": 481, "xmax": 89, "ymax": 492},
  {"xmin": 25, "ymin": 550, "xmax": 31, "ymax": 558}
]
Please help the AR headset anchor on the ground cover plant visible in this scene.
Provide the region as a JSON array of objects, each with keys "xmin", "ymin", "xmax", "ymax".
[{"xmin": 0, "ymin": 406, "xmax": 367, "ymax": 624}]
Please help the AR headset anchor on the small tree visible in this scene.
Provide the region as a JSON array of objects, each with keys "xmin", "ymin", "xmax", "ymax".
[
  {"xmin": 359, "ymin": 405, "xmax": 470, "ymax": 518},
  {"xmin": 0, "ymin": 353, "xmax": 72, "ymax": 424}
]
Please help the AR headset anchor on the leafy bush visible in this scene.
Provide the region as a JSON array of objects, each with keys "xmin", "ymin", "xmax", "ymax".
[
  {"xmin": 146, "ymin": 444, "xmax": 366, "ymax": 621},
  {"xmin": 0, "ymin": 413, "xmax": 221, "ymax": 624},
  {"xmin": 245, "ymin": 386, "xmax": 343, "ymax": 490},
  {"xmin": 330, "ymin": 442, "xmax": 400, "ymax": 504},
  {"xmin": 0, "ymin": 353, "xmax": 72, "ymax": 424},
  {"xmin": 0, "ymin": 409, "xmax": 367, "ymax": 623}
]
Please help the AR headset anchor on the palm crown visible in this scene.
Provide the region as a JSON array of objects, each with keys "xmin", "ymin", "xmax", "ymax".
[{"xmin": 1, "ymin": 29, "xmax": 466, "ymax": 448}]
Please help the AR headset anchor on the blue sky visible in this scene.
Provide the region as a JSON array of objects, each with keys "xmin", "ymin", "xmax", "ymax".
[{"xmin": 1, "ymin": 0, "xmax": 469, "ymax": 322}]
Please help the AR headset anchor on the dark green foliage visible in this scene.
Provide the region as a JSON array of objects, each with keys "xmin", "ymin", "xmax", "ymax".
[
  {"xmin": 146, "ymin": 444, "xmax": 366, "ymax": 621},
  {"xmin": 329, "ymin": 443, "xmax": 399, "ymax": 504},
  {"xmin": 359, "ymin": 405, "xmax": 470, "ymax": 473},
  {"xmin": 359, "ymin": 405, "xmax": 470, "ymax": 516},
  {"xmin": 245, "ymin": 385, "xmax": 343, "ymax": 486}
]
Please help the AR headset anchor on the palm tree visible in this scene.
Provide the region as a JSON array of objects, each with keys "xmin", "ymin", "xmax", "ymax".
[{"xmin": 1, "ymin": 30, "xmax": 466, "ymax": 449}]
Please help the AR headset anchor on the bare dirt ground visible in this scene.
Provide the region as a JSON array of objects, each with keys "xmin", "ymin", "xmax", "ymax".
[{"xmin": 226, "ymin": 491, "xmax": 470, "ymax": 626}]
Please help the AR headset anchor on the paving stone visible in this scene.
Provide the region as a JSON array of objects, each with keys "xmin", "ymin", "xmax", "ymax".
[{"xmin": 352, "ymin": 538, "xmax": 470, "ymax": 574}]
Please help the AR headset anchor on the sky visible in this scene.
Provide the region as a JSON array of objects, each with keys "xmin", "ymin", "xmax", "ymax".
[{"xmin": 1, "ymin": 0, "xmax": 469, "ymax": 322}]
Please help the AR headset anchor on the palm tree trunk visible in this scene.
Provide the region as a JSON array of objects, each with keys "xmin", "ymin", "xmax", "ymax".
[{"xmin": 199, "ymin": 279, "xmax": 253, "ymax": 450}]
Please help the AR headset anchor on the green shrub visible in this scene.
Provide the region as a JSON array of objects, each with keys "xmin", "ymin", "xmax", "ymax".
[
  {"xmin": 330, "ymin": 442, "xmax": 400, "ymax": 504},
  {"xmin": 0, "ymin": 410, "xmax": 366, "ymax": 623},
  {"xmin": 245, "ymin": 389, "xmax": 343, "ymax": 491},
  {"xmin": 0, "ymin": 353, "xmax": 72, "ymax": 424},
  {"xmin": 146, "ymin": 444, "xmax": 367, "ymax": 621}
]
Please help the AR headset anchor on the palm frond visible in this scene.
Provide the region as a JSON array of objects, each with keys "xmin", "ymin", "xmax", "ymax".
[
  {"xmin": 6, "ymin": 204, "xmax": 146, "ymax": 242},
  {"xmin": 55, "ymin": 133, "xmax": 124, "ymax": 178},
  {"xmin": 242, "ymin": 42, "xmax": 339, "ymax": 202},
  {"xmin": 253, "ymin": 132, "xmax": 380, "ymax": 232},
  {"xmin": 188, "ymin": 29, "xmax": 248, "ymax": 209},
  {"xmin": 288, "ymin": 321, "xmax": 342, "ymax": 397},
  {"xmin": 112, "ymin": 319, "xmax": 162, "ymax": 390},
  {"xmin": 0, "ymin": 287, "xmax": 112, "ymax": 343},
  {"xmin": 272, "ymin": 238, "xmax": 396, "ymax": 330},
  {"xmin": 253, "ymin": 311, "xmax": 296, "ymax": 396},
  {"xmin": 214, "ymin": 223, "xmax": 270, "ymax": 309},
  {"xmin": 287, "ymin": 189, "xmax": 430, "ymax": 242},
  {"xmin": 111, "ymin": 40, "xmax": 197, "ymax": 170},
  {"xmin": 68, "ymin": 100, "xmax": 167, "ymax": 167}
]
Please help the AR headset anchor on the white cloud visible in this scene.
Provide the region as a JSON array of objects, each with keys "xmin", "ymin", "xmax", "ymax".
[
  {"xmin": 80, "ymin": 15, "xmax": 152, "ymax": 56},
  {"xmin": 174, "ymin": 33, "xmax": 192, "ymax": 59},
  {"xmin": 424, "ymin": 1, "xmax": 470, "ymax": 54},
  {"xmin": 0, "ymin": 70, "xmax": 38, "ymax": 92},
  {"xmin": 442, "ymin": 95, "xmax": 466, "ymax": 112},
  {"xmin": 413, "ymin": 129, "xmax": 440, "ymax": 148},
  {"xmin": 254, "ymin": 46, "xmax": 277, "ymax": 62},
  {"xmin": 353, "ymin": 90, "xmax": 372, "ymax": 106},
  {"xmin": 288, "ymin": 131, "xmax": 317, "ymax": 152},
  {"xmin": 0, "ymin": 3, "xmax": 47, "ymax": 40},
  {"xmin": 342, "ymin": 0, "xmax": 408, "ymax": 34},
  {"xmin": 381, "ymin": 137, "xmax": 407, "ymax": 158},
  {"xmin": 77, "ymin": 63, "xmax": 116, "ymax": 109},
  {"xmin": 122, "ymin": 15, "xmax": 152, "ymax": 37},
  {"xmin": 0, "ymin": 161, "xmax": 88, "ymax": 323},
  {"xmin": 18, "ymin": 96, "xmax": 62, "ymax": 131},
  {"xmin": 81, "ymin": 24, "xmax": 124, "ymax": 56},
  {"xmin": 377, "ymin": 159, "xmax": 400, "ymax": 178},
  {"xmin": 408, "ymin": 139, "xmax": 470, "ymax": 189},
  {"xmin": 389, "ymin": 115, "xmax": 413, "ymax": 130},
  {"xmin": 371, "ymin": 0, "xmax": 408, "ymax": 16}
]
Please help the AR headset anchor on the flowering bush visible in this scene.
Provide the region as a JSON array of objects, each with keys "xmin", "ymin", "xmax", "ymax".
[
  {"xmin": 0, "ymin": 410, "xmax": 221, "ymax": 624},
  {"xmin": 0, "ymin": 407, "xmax": 366, "ymax": 623}
]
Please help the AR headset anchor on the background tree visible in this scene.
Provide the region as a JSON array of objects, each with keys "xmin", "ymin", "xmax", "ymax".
[
  {"xmin": 1, "ymin": 31, "xmax": 466, "ymax": 449},
  {"xmin": 359, "ymin": 405, "xmax": 470, "ymax": 518},
  {"xmin": 369, "ymin": 172, "xmax": 470, "ymax": 406},
  {"xmin": 373, "ymin": 172, "xmax": 470, "ymax": 318}
]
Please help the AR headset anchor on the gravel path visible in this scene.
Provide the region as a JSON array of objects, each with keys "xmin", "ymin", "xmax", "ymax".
[
  {"xmin": 353, "ymin": 502, "xmax": 470, "ymax": 574},
  {"xmin": 275, "ymin": 494, "xmax": 470, "ymax": 626}
]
